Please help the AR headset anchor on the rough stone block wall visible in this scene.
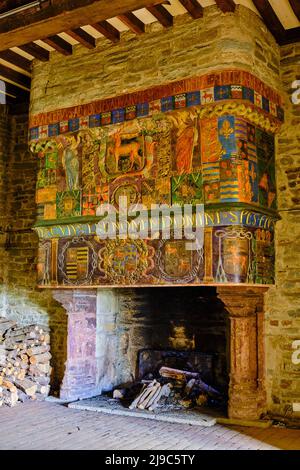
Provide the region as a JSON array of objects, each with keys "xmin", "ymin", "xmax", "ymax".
[
  {"xmin": 30, "ymin": 5, "xmax": 281, "ymax": 116},
  {"xmin": 0, "ymin": 107, "xmax": 9, "ymax": 293},
  {"xmin": 0, "ymin": 106, "xmax": 67, "ymax": 392},
  {"xmin": 265, "ymin": 44, "xmax": 300, "ymax": 418}
]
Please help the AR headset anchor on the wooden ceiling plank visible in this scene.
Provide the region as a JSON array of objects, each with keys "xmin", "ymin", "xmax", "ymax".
[
  {"xmin": 252, "ymin": 0, "xmax": 286, "ymax": 43},
  {"xmin": 0, "ymin": 63, "xmax": 31, "ymax": 89},
  {"xmin": 117, "ymin": 12, "xmax": 145, "ymax": 34},
  {"xmin": 289, "ymin": 0, "xmax": 300, "ymax": 22},
  {"xmin": 179, "ymin": 0, "xmax": 203, "ymax": 19},
  {"xmin": 0, "ymin": 49, "xmax": 31, "ymax": 73},
  {"xmin": 215, "ymin": 0, "xmax": 236, "ymax": 13},
  {"xmin": 66, "ymin": 28, "xmax": 96, "ymax": 49},
  {"xmin": 18, "ymin": 42, "xmax": 49, "ymax": 61},
  {"xmin": 0, "ymin": 0, "xmax": 166, "ymax": 51},
  {"xmin": 42, "ymin": 35, "xmax": 73, "ymax": 55},
  {"xmin": 91, "ymin": 20, "xmax": 120, "ymax": 43},
  {"xmin": 147, "ymin": 4, "xmax": 173, "ymax": 27}
]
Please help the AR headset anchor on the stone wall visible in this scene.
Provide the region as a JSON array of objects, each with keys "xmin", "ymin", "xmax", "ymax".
[
  {"xmin": 30, "ymin": 5, "xmax": 282, "ymax": 116},
  {"xmin": 265, "ymin": 44, "xmax": 300, "ymax": 419},
  {"xmin": 0, "ymin": 105, "xmax": 67, "ymax": 392},
  {"xmin": 0, "ymin": 106, "xmax": 9, "ymax": 292}
]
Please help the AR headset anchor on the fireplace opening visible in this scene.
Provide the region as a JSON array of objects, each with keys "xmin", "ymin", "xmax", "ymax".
[{"xmin": 96, "ymin": 286, "xmax": 229, "ymax": 415}]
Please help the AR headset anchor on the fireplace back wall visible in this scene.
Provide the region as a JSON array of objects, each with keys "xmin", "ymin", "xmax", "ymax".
[{"xmin": 96, "ymin": 287, "xmax": 228, "ymax": 394}]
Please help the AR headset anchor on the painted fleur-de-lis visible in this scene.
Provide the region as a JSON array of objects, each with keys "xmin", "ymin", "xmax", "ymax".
[{"xmin": 220, "ymin": 119, "xmax": 234, "ymax": 139}]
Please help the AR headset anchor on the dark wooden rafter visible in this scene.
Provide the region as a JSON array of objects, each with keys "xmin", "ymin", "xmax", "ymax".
[
  {"xmin": 91, "ymin": 20, "xmax": 120, "ymax": 43},
  {"xmin": 42, "ymin": 35, "xmax": 73, "ymax": 55},
  {"xmin": 18, "ymin": 42, "xmax": 49, "ymax": 61},
  {"xmin": 147, "ymin": 4, "xmax": 173, "ymax": 27},
  {"xmin": 66, "ymin": 28, "xmax": 96, "ymax": 49},
  {"xmin": 117, "ymin": 12, "xmax": 145, "ymax": 34},
  {"xmin": 252, "ymin": 0, "xmax": 286, "ymax": 43},
  {"xmin": 0, "ymin": 0, "xmax": 166, "ymax": 51},
  {"xmin": 280, "ymin": 27, "xmax": 300, "ymax": 46},
  {"xmin": 179, "ymin": 0, "xmax": 203, "ymax": 19},
  {"xmin": 0, "ymin": 63, "xmax": 31, "ymax": 89},
  {"xmin": 0, "ymin": 80, "xmax": 29, "ymax": 101},
  {"xmin": 289, "ymin": 0, "xmax": 300, "ymax": 22},
  {"xmin": 0, "ymin": 0, "xmax": 40, "ymax": 14},
  {"xmin": 215, "ymin": 0, "xmax": 236, "ymax": 13},
  {"xmin": 0, "ymin": 49, "xmax": 31, "ymax": 73}
]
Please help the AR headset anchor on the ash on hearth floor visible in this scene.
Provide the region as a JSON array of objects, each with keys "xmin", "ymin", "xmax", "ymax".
[{"xmin": 68, "ymin": 395, "xmax": 218, "ymax": 427}]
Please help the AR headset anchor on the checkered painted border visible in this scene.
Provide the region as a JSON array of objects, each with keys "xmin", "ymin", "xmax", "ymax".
[{"xmin": 29, "ymin": 83, "xmax": 284, "ymax": 142}]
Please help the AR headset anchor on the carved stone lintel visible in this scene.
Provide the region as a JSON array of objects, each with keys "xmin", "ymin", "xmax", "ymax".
[
  {"xmin": 217, "ymin": 286, "xmax": 269, "ymax": 421},
  {"xmin": 53, "ymin": 289, "xmax": 99, "ymax": 401}
]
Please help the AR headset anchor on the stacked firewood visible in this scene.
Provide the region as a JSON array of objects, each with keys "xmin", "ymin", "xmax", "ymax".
[
  {"xmin": 127, "ymin": 366, "xmax": 223, "ymax": 412},
  {"xmin": 129, "ymin": 380, "xmax": 172, "ymax": 411},
  {"xmin": 0, "ymin": 318, "xmax": 51, "ymax": 407}
]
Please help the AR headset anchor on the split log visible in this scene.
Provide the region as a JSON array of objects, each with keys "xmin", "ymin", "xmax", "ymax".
[
  {"xmin": 12, "ymin": 378, "xmax": 37, "ymax": 397},
  {"xmin": 29, "ymin": 352, "xmax": 51, "ymax": 365},
  {"xmin": 184, "ymin": 378, "xmax": 196, "ymax": 396},
  {"xmin": 29, "ymin": 363, "xmax": 51, "ymax": 374},
  {"xmin": 144, "ymin": 384, "xmax": 162, "ymax": 409},
  {"xmin": 138, "ymin": 382, "xmax": 161, "ymax": 409},
  {"xmin": 128, "ymin": 381, "xmax": 157, "ymax": 410},
  {"xmin": 148, "ymin": 384, "xmax": 172, "ymax": 411},
  {"xmin": 195, "ymin": 378, "xmax": 222, "ymax": 398},
  {"xmin": 3, "ymin": 389, "xmax": 18, "ymax": 407},
  {"xmin": 27, "ymin": 345, "xmax": 50, "ymax": 357},
  {"xmin": 113, "ymin": 388, "xmax": 126, "ymax": 399},
  {"xmin": 159, "ymin": 366, "xmax": 199, "ymax": 381}
]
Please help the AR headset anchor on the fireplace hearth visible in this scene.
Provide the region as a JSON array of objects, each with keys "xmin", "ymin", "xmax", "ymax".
[{"xmin": 53, "ymin": 284, "xmax": 268, "ymax": 422}]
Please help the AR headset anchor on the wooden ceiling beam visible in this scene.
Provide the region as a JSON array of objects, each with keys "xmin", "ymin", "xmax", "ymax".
[
  {"xmin": 252, "ymin": 0, "xmax": 286, "ymax": 43},
  {"xmin": 215, "ymin": 0, "xmax": 236, "ymax": 13},
  {"xmin": 0, "ymin": 80, "xmax": 30, "ymax": 101},
  {"xmin": 280, "ymin": 27, "xmax": 300, "ymax": 46},
  {"xmin": 147, "ymin": 4, "xmax": 173, "ymax": 27},
  {"xmin": 179, "ymin": 0, "xmax": 203, "ymax": 19},
  {"xmin": 0, "ymin": 49, "xmax": 31, "ymax": 73},
  {"xmin": 18, "ymin": 42, "xmax": 49, "ymax": 61},
  {"xmin": 0, "ymin": 0, "xmax": 165, "ymax": 51},
  {"xmin": 0, "ymin": 0, "xmax": 43, "ymax": 15},
  {"xmin": 91, "ymin": 20, "xmax": 120, "ymax": 43},
  {"xmin": 66, "ymin": 28, "xmax": 96, "ymax": 49},
  {"xmin": 0, "ymin": 63, "xmax": 31, "ymax": 89},
  {"xmin": 118, "ymin": 12, "xmax": 145, "ymax": 34},
  {"xmin": 289, "ymin": 0, "xmax": 300, "ymax": 22},
  {"xmin": 42, "ymin": 35, "xmax": 73, "ymax": 55}
]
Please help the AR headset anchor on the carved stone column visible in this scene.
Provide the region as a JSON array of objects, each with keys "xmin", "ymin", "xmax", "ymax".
[
  {"xmin": 217, "ymin": 286, "xmax": 268, "ymax": 421},
  {"xmin": 53, "ymin": 289, "xmax": 99, "ymax": 401}
]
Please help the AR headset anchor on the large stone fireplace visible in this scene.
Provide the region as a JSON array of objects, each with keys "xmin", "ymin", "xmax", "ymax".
[
  {"xmin": 29, "ymin": 67, "xmax": 283, "ymax": 421},
  {"xmin": 53, "ymin": 284, "xmax": 268, "ymax": 421}
]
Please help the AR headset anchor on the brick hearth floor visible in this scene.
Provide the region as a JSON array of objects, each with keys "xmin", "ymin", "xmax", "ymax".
[{"xmin": 0, "ymin": 401, "xmax": 299, "ymax": 450}]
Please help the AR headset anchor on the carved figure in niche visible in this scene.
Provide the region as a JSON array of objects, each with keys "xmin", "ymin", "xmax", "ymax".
[
  {"xmin": 167, "ymin": 109, "xmax": 198, "ymax": 174},
  {"xmin": 61, "ymin": 135, "xmax": 80, "ymax": 190}
]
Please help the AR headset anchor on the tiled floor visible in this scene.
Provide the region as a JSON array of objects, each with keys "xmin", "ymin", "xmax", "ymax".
[{"xmin": 0, "ymin": 401, "xmax": 299, "ymax": 450}]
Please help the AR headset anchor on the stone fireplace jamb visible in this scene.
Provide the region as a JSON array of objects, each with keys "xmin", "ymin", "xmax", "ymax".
[{"xmin": 217, "ymin": 286, "xmax": 268, "ymax": 421}]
